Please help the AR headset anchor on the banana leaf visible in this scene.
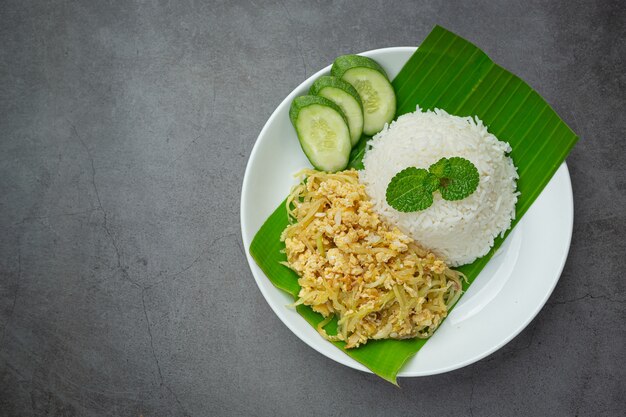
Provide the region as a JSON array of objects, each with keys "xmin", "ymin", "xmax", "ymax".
[{"xmin": 249, "ymin": 25, "xmax": 578, "ymax": 384}]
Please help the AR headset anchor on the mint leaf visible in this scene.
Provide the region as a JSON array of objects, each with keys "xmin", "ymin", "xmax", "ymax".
[
  {"xmin": 386, "ymin": 167, "xmax": 440, "ymax": 212},
  {"xmin": 428, "ymin": 158, "xmax": 450, "ymax": 178},
  {"xmin": 386, "ymin": 157, "xmax": 480, "ymax": 213},
  {"xmin": 432, "ymin": 157, "xmax": 479, "ymax": 201}
]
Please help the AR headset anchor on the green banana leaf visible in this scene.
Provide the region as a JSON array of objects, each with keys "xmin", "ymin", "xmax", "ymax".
[{"xmin": 249, "ymin": 25, "xmax": 578, "ymax": 384}]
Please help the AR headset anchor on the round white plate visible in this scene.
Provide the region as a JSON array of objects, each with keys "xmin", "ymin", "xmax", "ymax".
[{"xmin": 240, "ymin": 47, "xmax": 573, "ymax": 377}]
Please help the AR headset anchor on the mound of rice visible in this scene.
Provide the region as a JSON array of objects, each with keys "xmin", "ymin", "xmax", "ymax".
[{"xmin": 361, "ymin": 108, "xmax": 519, "ymax": 267}]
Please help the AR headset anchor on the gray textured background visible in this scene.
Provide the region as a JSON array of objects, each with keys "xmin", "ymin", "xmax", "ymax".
[{"xmin": 1, "ymin": 0, "xmax": 624, "ymax": 416}]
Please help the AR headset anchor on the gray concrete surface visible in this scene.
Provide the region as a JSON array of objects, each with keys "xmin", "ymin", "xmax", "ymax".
[{"xmin": 1, "ymin": 0, "xmax": 624, "ymax": 416}]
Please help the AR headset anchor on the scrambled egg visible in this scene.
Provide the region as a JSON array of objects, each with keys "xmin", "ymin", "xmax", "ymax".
[{"xmin": 281, "ymin": 170, "xmax": 461, "ymax": 348}]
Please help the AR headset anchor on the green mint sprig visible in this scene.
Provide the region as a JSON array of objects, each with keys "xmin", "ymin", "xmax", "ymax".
[{"xmin": 386, "ymin": 157, "xmax": 479, "ymax": 212}]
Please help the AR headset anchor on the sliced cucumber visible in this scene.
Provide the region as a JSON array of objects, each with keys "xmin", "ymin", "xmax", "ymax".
[
  {"xmin": 309, "ymin": 76, "xmax": 363, "ymax": 146},
  {"xmin": 331, "ymin": 55, "xmax": 396, "ymax": 136},
  {"xmin": 289, "ymin": 95, "xmax": 351, "ymax": 172}
]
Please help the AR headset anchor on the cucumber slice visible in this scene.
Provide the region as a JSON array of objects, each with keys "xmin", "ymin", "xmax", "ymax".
[
  {"xmin": 331, "ymin": 55, "xmax": 396, "ymax": 136},
  {"xmin": 289, "ymin": 96, "xmax": 351, "ymax": 172},
  {"xmin": 309, "ymin": 76, "xmax": 363, "ymax": 146}
]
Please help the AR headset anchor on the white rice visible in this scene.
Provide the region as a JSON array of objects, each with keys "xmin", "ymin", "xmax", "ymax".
[{"xmin": 361, "ymin": 107, "xmax": 519, "ymax": 267}]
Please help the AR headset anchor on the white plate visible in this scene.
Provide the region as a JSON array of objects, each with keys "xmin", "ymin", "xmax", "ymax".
[{"xmin": 240, "ymin": 47, "xmax": 574, "ymax": 377}]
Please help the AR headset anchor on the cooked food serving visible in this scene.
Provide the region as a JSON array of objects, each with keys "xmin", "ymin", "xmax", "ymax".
[
  {"xmin": 249, "ymin": 26, "xmax": 579, "ymax": 383},
  {"xmin": 281, "ymin": 170, "xmax": 463, "ymax": 348},
  {"xmin": 282, "ymin": 55, "xmax": 518, "ymax": 347},
  {"xmin": 362, "ymin": 108, "xmax": 519, "ymax": 266}
]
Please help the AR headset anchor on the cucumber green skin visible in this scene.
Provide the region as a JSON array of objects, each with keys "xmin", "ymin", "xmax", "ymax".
[
  {"xmin": 289, "ymin": 95, "xmax": 351, "ymax": 171},
  {"xmin": 309, "ymin": 76, "xmax": 364, "ymax": 146},
  {"xmin": 330, "ymin": 54, "xmax": 390, "ymax": 80},
  {"xmin": 331, "ymin": 54, "xmax": 396, "ymax": 136},
  {"xmin": 289, "ymin": 95, "xmax": 349, "ymax": 128},
  {"xmin": 309, "ymin": 76, "xmax": 363, "ymax": 108}
]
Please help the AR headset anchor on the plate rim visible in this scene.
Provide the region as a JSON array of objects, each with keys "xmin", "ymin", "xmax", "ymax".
[{"xmin": 240, "ymin": 46, "xmax": 574, "ymax": 377}]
